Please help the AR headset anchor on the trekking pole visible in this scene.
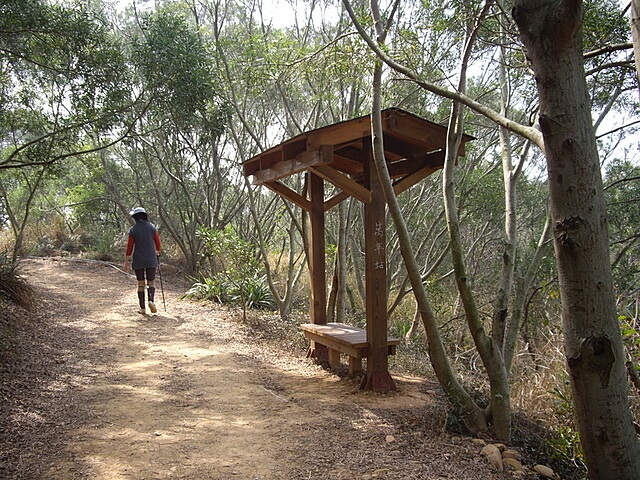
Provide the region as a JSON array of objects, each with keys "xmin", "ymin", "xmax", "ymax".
[{"xmin": 157, "ymin": 255, "xmax": 167, "ymax": 312}]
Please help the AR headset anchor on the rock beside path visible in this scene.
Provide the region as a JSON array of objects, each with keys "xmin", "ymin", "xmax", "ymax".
[{"xmin": 478, "ymin": 439, "xmax": 560, "ymax": 479}]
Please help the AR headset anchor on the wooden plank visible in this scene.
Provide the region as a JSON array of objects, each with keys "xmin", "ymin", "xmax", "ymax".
[
  {"xmin": 306, "ymin": 117, "xmax": 371, "ymax": 150},
  {"xmin": 252, "ymin": 146, "xmax": 333, "ymax": 185},
  {"xmin": 310, "ymin": 165, "xmax": 372, "ymax": 204},
  {"xmin": 265, "ymin": 181, "xmax": 312, "ymax": 212},
  {"xmin": 243, "ymin": 149, "xmax": 280, "ymax": 177},
  {"xmin": 300, "ymin": 323, "xmax": 400, "ymax": 359},
  {"xmin": 384, "ymin": 109, "xmax": 469, "ymax": 156},
  {"xmin": 382, "ymin": 134, "xmax": 427, "ymax": 159},
  {"xmin": 300, "ymin": 322, "xmax": 399, "ymax": 347},
  {"xmin": 384, "ymin": 110, "xmax": 447, "ymax": 151},
  {"xmin": 330, "ymin": 153, "xmax": 363, "ymax": 176},
  {"xmin": 301, "ymin": 328, "xmax": 362, "ymax": 357},
  {"xmin": 300, "ymin": 323, "xmax": 370, "ymax": 347},
  {"xmin": 386, "ymin": 150, "xmax": 445, "ymax": 177}
]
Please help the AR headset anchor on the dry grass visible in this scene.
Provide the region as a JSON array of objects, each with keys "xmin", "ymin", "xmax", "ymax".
[{"xmin": 0, "ymin": 255, "xmax": 35, "ymax": 310}]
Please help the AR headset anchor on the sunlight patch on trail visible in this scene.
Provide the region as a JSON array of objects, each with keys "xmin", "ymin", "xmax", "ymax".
[{"xmin": 139, "ymin": 342, "xmax": 226, "ymax": 360}]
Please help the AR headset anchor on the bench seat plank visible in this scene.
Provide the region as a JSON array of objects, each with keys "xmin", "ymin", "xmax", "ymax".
[{"xmin": 300, "ymin": 322, "xmax": 400, "ymax": 375}]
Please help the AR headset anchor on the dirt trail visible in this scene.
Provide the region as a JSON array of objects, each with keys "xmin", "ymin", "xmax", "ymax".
[{"xmin": 2, "ymin": 258, "xmax": 503, "ymax": 479}]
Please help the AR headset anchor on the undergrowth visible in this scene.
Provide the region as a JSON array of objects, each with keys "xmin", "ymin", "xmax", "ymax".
[{"xmin": 0, "ymin": 253, "xmax": 34, "ymax": 310}]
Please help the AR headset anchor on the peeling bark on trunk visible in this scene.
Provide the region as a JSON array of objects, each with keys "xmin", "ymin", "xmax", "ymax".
[
  {"xmin": 513, "ymin": 1, "xmax": 640, "ymax": 477},
  {"xmin": 631, "ymin": 0, "xmax": 640, "ymax": 100}
]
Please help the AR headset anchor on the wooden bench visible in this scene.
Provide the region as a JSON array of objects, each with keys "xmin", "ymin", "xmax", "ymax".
[{"xmin": 300, "ymin": 322, "xmax": 400, "ymax": 375}]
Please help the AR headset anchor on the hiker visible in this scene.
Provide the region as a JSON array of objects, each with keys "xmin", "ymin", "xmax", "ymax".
[{"xmin": 123, "ymin": 207, "xmax": 162, "ymax": 314}]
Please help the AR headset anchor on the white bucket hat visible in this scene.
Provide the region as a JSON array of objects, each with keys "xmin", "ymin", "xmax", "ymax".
[{"xmin": 129, "ymin": 207, "xmax": 147, "ymax": 216}]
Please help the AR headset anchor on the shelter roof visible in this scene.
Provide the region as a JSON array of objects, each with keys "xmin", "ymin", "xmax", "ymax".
[{"xmin": 242, "ymin": 108, "xmax": 474, "ymax": 209}]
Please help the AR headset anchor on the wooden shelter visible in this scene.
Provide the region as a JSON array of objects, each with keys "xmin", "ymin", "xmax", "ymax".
[{"xmin": 243, "ymin": 108, "xmax": 473, "ymax": 392}]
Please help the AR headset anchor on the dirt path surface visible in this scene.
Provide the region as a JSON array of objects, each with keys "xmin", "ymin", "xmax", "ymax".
[{"xmin": 2, "ymin": 258, "xmax": 505, "ymax": 479}]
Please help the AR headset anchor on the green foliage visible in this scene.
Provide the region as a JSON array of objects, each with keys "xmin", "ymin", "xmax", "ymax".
[
  {"xmin": 194, "ymin": 226, "xmax": 275, "ymax": 312},
  {"xmin": 620, "ymin": 315, "xmax": 640, "ymax": 360},
  {"xmin": 582, "ymin": 0, "xmax": 637, "ymax": 113},
  {"xmin": 183, "ymin": 275, "xmax": 230, "ymax": 304},
  {"xmin": 583, "ymin": 0, "xmax": 630, "ymax": 49},
  {"xmin": 547, "ymin": 384, "xmax": 587, "ymax": 473},
  {"xmin": 184, "ymin": 273, "xmax": 275, "ymax": 311},
  {"xmin": 198, "ymin": 226, "xmax": 259, "ymax": 274},
  {"xmin": 236, "ymin": 274, "xmax": 276, "ymax": 310},
  {"xmin": 605, "ymin": 160, "xmax": 640, "ymax": 308},
  {"xmin": 0, "ymin": 0, "xmax": 130, "ymax": 169},
  {"xmin": 130, "ymin": 7, "xmax": 226, "ymax": 134},
  {"xmin": 390, "ymin": 316, "xmax": 412, "ymax": 340}
]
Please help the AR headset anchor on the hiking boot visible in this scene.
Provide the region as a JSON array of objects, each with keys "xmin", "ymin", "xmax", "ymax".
[
  {"xmin": 148, "ymin": 302, "xmax": 157, "ymax": 314},
  {"xmin": 138, "ymin": 307, "xmax": 146, "ymax": 315}
]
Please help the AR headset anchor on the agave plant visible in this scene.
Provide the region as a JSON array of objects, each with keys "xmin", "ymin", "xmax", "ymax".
[{"xmin": 237, "ymin": 274, "xmax": 276, "ymax": 311}]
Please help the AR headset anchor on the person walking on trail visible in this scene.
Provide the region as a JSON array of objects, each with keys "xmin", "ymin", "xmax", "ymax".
[{"xmin": 123, "ymin": 207, "xmax": 162, "ymax": 314}]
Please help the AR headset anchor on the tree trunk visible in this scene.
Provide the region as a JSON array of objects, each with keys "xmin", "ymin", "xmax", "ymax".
[
  {"xmin": 513, "ymin": 1, "xmax": 640, "ymax": 477},
  {"xmin": 441, "ymin": 0, "xmax": 511, "ymax": 441},
  {"xmin": 492, "ymin": 40, "xmax": 518, "ymax": 353},
  {"xmin": 503, "ymin": 215, "xmax": 551, "ymax": 372},
  {"xmin": 336, "ymin": 201, "xmax": 348, "ymax": 321},
  {"xmin": 443, "ymin": 108, "xmax": 511, "ymax": 440},
  {"xmin": 366, "ymin": 0, "xmax": 487, "ymax": 432},
  {"xmin": 631, "ymin": 0, "xmax": 640, "ymax": 100}
]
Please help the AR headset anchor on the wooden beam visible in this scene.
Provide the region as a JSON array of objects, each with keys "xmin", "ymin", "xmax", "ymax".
[
  {"xmin": 243, "ymin": 149, "xmax": 280, "ymax": 177},
  {"xmin": 252, "ymin": 145, "xmax": 333, "ymax": 185},
  {"xmin": 265, "ymin": 181, "xmax": 311, "ymax": 212},
  {"xmin": 309, "ymin": 172, "xmax": 326, "ymax": 326},
  {"xmin": 361, "ymin": 142, "xmax": 396, "ymax": 393},
  {"xmin": 382, "ymin": 134, "xmax": 426, "ymax": 159},
  {"xmin": 324, "ymin": 191, "xmax": 350, "ymax": 212},
  {"xmin": 393, "ymin": 164, "xmax": 442, "ymax": 196},
  {"xmin": 384, "ymin": 109, "xmax": 469, "ymax": 156},
  {"xmin": 330, "ymin": 153, "xmax": 363, "ymax": 176},
  {"xmin": 391, "ymin": 150, "xmax": 444, "ymax": 173},
  {"xmin": 384, "ymin": 109, "xmax": 446, "ymax": 150},
  {"xmin": 310, "ymin": 165, "xmax": 372, "ymax": 204}
]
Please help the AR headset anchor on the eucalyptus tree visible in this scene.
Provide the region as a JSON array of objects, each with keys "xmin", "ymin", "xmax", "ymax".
[
  {"xmin": 190, "ymin": 0, "xmax": 380, "ymax": 319},
  {"xmin": 343, "ymin": 0, "xmax": 518, "ymax": 440},
  {"xmin": 194, "ymin": 0, "xmax": 313, "ymax": 317},
  {"xmin": 0, "ymin": 0, "xmax": 132, "ymax": 258},
  {"xmin": 605, "ymin": 160, "xmax": 640, "ymax": 323},
  {"xmin": 632, "ymin": 0, "xmax": 640, "ymax": 97},
  {"xmin": 118, "ymin": 3, "xmax": 231, "ymax": 273},
  {"xmin": 345, "ymin": 0, "xmax": 639, "ymax": 450},
  {"xmin": 511, "ymin": 2, "xmax": 640, "ymax": 475},
  {"xmin": 363, "ymin": 1, "xmax": 638, "ymax": 470}
]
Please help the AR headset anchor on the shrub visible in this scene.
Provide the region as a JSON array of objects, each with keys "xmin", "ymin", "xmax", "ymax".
[
  {"xmin": 238, "ymin": 274, "xmax": 276, "ymax": 311},
  {"xmin": 183, "ymin": 275, "xmax": 231, "ymax": 304},
  {"xmin": 183, "ymin": 273, "xmax": 275, "ymax": 311}
]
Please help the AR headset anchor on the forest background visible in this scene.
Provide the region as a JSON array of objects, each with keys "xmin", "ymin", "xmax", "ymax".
[{"xmin": 1, "ymin": 0, "xmax": 639, "ymax": 478}]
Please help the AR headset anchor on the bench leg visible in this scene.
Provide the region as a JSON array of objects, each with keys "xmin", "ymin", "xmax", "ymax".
[
  {"xmin": 307, "ymin": 341, "xmax": 328, "ymax": 363},
  {"xmin": 348, "ymin": 356, "xmax": 362, "ymax": 376},
  {"xmin": 328, "ymin": 348, "xmax": 341, "ymax": 370}
]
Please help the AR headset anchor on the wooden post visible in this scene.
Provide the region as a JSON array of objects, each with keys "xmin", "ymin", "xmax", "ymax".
[
  {"xmin": 361, "ymin": 141, "xmax": 397, "ymax": 392},
  {"xmin": 307, "ymin": 171, "xmax": 328, "ymax": 361}
]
